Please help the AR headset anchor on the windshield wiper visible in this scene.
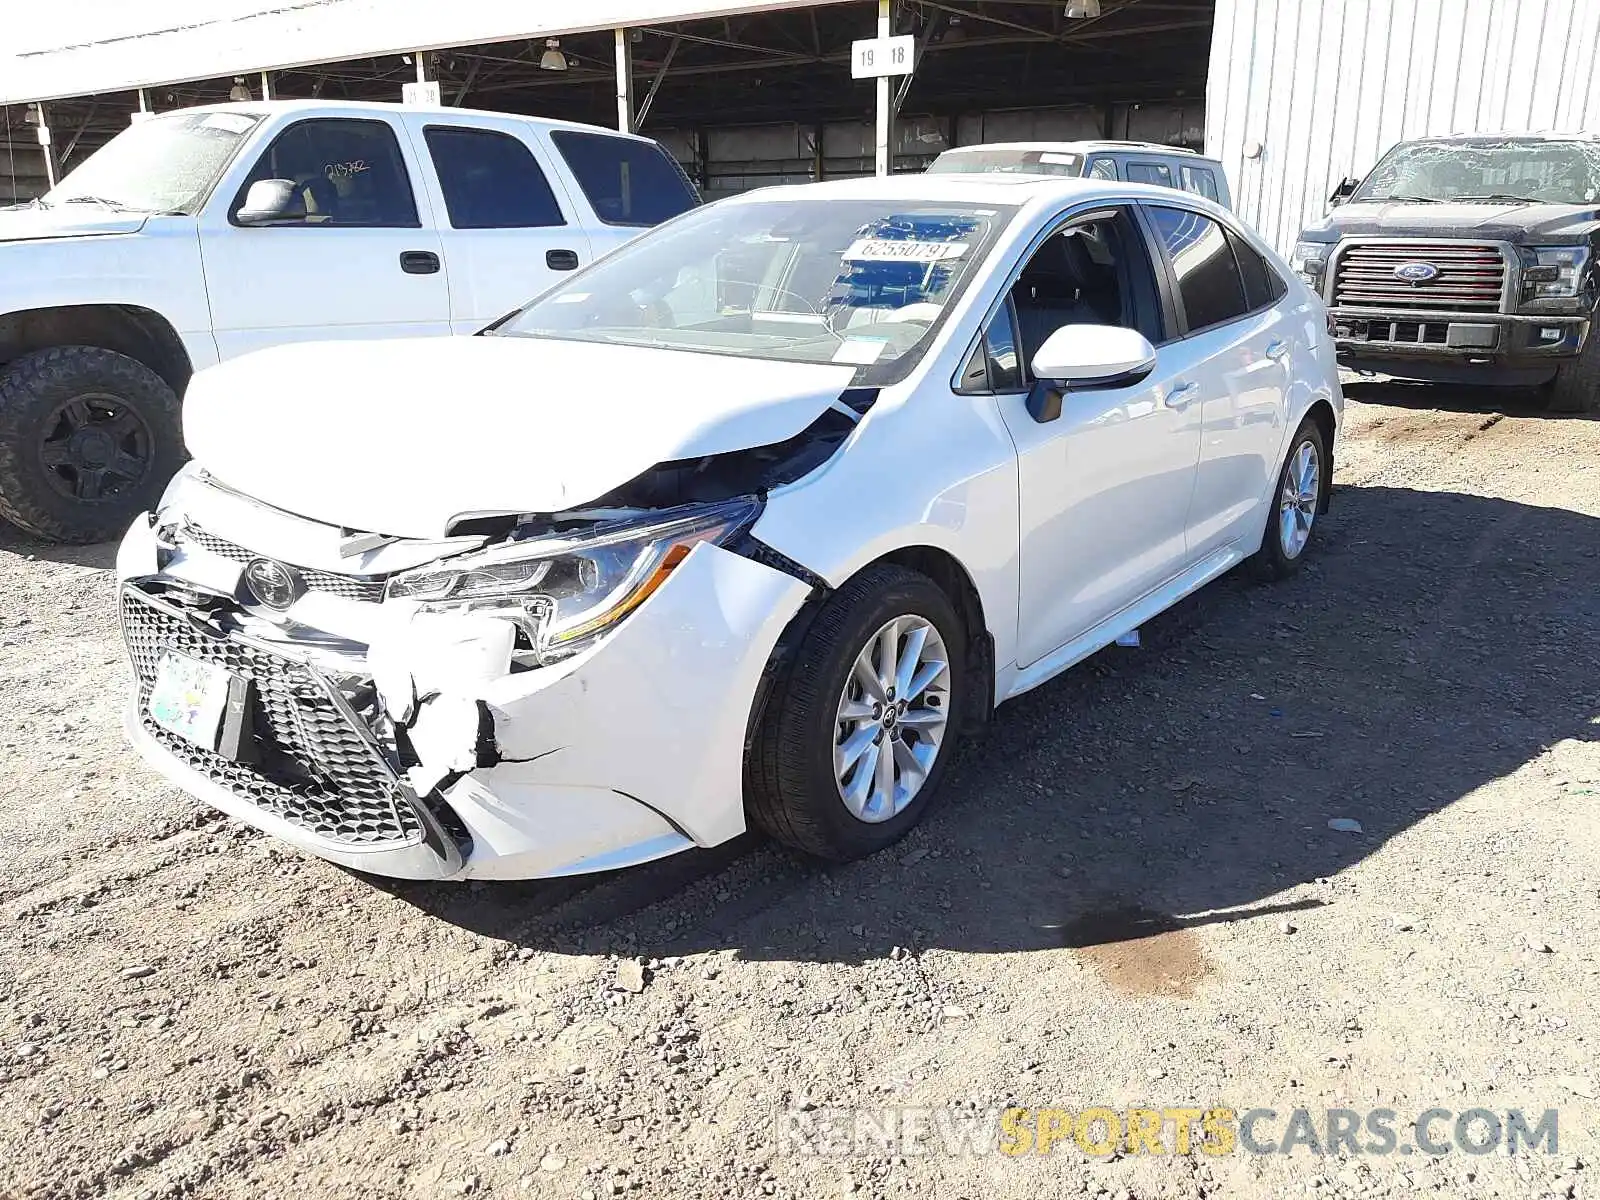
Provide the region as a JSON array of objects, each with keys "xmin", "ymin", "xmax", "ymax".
[
  {"xmin": 1453, "ymin": 193, "xmax": 1543, "ymax": 204},
  {"xmin": 1378, "ymin": 194, "xmax": 1446, "ymax": 204},
  {"xmin": 60, "ymin": 195, "xmax": 151, "ymax": 212}
]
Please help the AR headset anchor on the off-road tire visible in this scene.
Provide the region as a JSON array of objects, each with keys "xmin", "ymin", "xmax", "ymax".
[
  {"xmin": 1546, "ymin": 331, "xmax": 1600, "ymax": 414},
  {"xmin": 747, "ymin": 564, "xmax": 966, "ymax": 861},
  {"xmin": 0, "ymin": 346, "xmax": 184, "ymax": 544},
  {"xmin": 1250, "ymin": 415, "xmax": 1329, "ymax": 581}
]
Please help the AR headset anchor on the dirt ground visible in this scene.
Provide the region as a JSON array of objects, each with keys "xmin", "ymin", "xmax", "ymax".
[{"xmin": 1, "ymin": 382, "xmax": 1596, "ymax": 1200}]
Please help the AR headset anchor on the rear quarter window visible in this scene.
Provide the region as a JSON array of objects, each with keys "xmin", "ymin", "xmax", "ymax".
[{"xmin": 550, "ymin": 131, "xmax": 699, "ymax": 227}]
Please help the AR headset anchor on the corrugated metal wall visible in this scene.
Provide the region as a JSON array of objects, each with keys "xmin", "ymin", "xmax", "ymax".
[{"xmin": 1208, "ymin": 0, "xmax": 1600, "ymax": 251}]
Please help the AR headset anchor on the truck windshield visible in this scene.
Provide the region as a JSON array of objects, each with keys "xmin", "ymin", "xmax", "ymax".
[
  {"xmin": 927, "ymin": 148, "xmax": 1084, "ymax": 177},
  {"xmin": 1353, "ymin": 139, "xmax": 1600, "ymax": 205},
  {"xmin": 43, "ymin": 110, "xmax": 261, "ymax": 215},
  {"xmin": 500, "ymin": 197, "xmax": 1014, "ymax": 385}
]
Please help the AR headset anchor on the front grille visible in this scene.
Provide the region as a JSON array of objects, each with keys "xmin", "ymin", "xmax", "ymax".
[
  {"xmin": 180, "ymin": 526, "xmax": 388, "ymax": 602},
  {"xmin": 121, "ymin": 587, "xmax": 423, "ymax": 847},
  {"xmin": 1333, "ymin": 241, "xmax": 1507, "ymax": 311},
  {"xmin": 1350, "ymin": 319, "xmax": 1450, "ymax": 346}
]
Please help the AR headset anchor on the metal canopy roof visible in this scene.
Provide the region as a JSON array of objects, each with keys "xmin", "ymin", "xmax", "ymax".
[{"xmin": 0, "ymin": 0, "xmax": 851, "ymax": 106}]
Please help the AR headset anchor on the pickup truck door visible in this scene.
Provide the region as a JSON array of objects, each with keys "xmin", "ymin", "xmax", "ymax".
[
  {"xmin": 197, "ymin": 114, "xmax": 451, "ymax": 358},
  {"xmin": 401, "ymin": 113, "xmax": 595, "ymax": 332}
]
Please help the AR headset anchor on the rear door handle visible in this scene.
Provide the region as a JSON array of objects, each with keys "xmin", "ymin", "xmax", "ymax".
[
  {"xmin": 546, "ymin": 248, "xmax": 581, "ymax": 271},
  {"xmin": 399, "ymin": 250, "xmax": 441, "ymax": 275},
  {"xmin": 1165, "ymin": 381, "xmax": 1201, "ymax": 409},
  {"xmin": 1265, "ymin": 338, "xmax": 1291, "ymax": 360}
]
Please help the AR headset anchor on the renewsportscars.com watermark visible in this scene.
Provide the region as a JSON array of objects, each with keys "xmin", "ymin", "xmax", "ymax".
[{"xmin": 778, "ymin": 1105, "xmax": 1562, "ymax": 1159}]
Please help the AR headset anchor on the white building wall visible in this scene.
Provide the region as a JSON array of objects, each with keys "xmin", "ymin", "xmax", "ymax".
[{"xmin": 1208, "ymin": 0, "xmax": 1600, "ymax": 251}]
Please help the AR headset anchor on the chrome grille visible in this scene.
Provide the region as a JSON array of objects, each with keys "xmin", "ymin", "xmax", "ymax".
[
  {"xmin": 180, "ymin": 526, "xmax": 388, "ymax": 602},
  {"xmin": 121, "ymin": 587, "xmax": 423, "ymax": 847},
  {"xmin": 1333, "ymin": 241, "xmax": 1507, "ymax": 311}
]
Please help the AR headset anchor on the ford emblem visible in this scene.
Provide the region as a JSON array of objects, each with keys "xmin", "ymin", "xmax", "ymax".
[
  {"xmin": 1393, "ymin": 261, "xmax": 1441, "ymax": 283},
  {"xmin": 244, "ymin": 558, "xmax": 305, "ymax": 611}
]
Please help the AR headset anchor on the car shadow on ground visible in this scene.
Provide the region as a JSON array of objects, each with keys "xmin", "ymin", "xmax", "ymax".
[
  {"xmin": 382, "ymin": 483, "xmax": 1600, "ymax": 964},
  {"xmin": 0, "ymin": 521, "xmax": 118, "ymax": 569},
  {"xmin": 1341, "ymin": 376, "xmax": 1597, "ymax": 420}
]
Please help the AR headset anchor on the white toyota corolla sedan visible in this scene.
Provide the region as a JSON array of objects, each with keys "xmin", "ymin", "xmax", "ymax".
[{"xmin": 115, "ymin": 174, "xmax": 1341, "ymax": 882}]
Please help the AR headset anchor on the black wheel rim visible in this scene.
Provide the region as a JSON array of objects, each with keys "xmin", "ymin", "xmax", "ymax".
[{"xmin": 38, "ymin": 393, "xmax": 154, "ymax": 504}]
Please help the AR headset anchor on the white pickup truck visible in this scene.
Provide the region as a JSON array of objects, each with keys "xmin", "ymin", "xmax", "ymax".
[{"xmin": 0, "ymin": 99, "xmax": 700, "ymax": 543}]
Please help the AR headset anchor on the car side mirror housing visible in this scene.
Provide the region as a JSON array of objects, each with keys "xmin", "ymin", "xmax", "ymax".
[
  {"xmin": 1027, "ymin": 325, "xmax": 1158, "ymax": 422},
  {"xmin": 1328, "ymin": 176, "xmax": 1361, "ymax": 207},
  {"xmin": 235, "ymin": 179, "xmax": 305, "ymax": 225}
]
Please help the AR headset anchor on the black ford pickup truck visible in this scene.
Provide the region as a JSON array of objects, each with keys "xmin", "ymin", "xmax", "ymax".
[{"xmin": 1291, "ymin": 134, "xmax": 1600, "ymax": 412}]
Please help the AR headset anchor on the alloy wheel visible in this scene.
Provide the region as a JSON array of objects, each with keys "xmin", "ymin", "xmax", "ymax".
[{"xmin": 1278, "ymin": 438, "xmax": 1320, "ymax": 559}]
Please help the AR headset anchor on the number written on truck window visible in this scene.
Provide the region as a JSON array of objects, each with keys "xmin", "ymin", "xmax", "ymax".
[
  {"xmin": 550, "ymin": 131, "xmax": 699, "ymax": 227},
  {"xmin": 235, "ymin": 118, "xmax": 419, "ymax": 227},
  {"xmin": 424, "ymin": 126, "xmax": 567, "ymax": 229}
]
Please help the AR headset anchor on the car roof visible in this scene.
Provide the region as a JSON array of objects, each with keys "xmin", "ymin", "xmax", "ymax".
[
  {"xmin": 723, "ymin": 173, "xmax": 1207, "ymax": 210},
  {"xmin": 940, "ymin": 140, "xmax": 1207, "ymax": 158},
  {"xmin": 144, "ymin": 98, "xmax": 656, "ymax": 143}
]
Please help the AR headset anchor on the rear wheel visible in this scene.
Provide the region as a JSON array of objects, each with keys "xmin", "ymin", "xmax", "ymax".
[
  {"xmin": 1251, "ymin": 416, "xmax": 1327, "ymax": 580},
  {"xmin": 1546, "ymin": 331, "xmax": 1600, "ymax": 414},
  {"xmin": 747, "ymin": 564, "xmax": 965, "ymax": 861},
  {"xmin": 0, "ymin": 346, "xmax": 184, "ymax": 544}
]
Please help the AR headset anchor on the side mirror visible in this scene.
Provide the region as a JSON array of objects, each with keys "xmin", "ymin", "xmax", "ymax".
[
  {"xmin": 1328, "ymin": 176, "xmax": 1361, "ymax": 207},
  {"xmin": 235, "ymin": 179, "xmax": 304, "ymax": 225},
  {"xmin": 1028, "ymin": 325, "xmax": 1158, "ymax": 422}
]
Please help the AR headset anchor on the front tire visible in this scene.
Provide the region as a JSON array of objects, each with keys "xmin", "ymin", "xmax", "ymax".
[
  {"xmin": 1251, "ymin": 416, "xmax": 1328, "ymax": 580},
  {"xmin": 747, "ymin": 564, "xmax": 966, "ymax": 861},
  {"xmin": 0, "ymin": 346, "xmax": 185, "ymax": 544},
  {"xmin": 1546, "ymin": 331, "xmax": 1600, "ymax": 414}
]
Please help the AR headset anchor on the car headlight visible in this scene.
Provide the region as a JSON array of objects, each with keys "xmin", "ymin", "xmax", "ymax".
[
  {"xmin": 1520, "ymin": 246, "xmax": 1590, "ymax": 299},
  {"xmin": 1290, "ymin": 241, "xmax": 1330, "ymax": 287},
  {"xmin": 386, "ymin": 496, "xmax": 762, "ymax": 664}
]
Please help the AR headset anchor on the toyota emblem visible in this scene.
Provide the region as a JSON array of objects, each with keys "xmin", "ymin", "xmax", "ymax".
[
  {"xmin": 1393, "ymin": 261, "xmax": 1441, "ymax": 283},
  {"xmin": 244, "ymin": 558, "xmax": 305, "ymax": 611}
]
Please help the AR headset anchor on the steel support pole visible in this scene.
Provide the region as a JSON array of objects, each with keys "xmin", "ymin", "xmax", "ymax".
[
  {"xmin": 615, "ymin": 29, "xmax": 635, "ymax": 133},
  {"xmin": 874, "ymin": 0, "xmax": 892, "ymax": 177}
]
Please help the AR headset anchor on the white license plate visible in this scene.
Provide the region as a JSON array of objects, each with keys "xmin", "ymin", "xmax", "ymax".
[{"xmin": 148, "ymin": 650, "xmax": 233, "ymax": 750}]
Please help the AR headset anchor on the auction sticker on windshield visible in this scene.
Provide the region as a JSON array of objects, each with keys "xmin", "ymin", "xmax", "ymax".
[
  {"xmin": 843, "ymin": 238, "xmax": 970, "ymax": 263},
  {"xmin": 148, "ymin": 651, "xmax": 232, "ymax": 750}
]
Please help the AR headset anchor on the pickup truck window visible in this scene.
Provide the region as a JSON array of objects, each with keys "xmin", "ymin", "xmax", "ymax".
[
  {"xmin": 234, "ymin": 118, "xmax": 419, "ymax": 228},
  {"xmin": 549, "ymin": 131, "xmax": 699, "ymax": 227},
  {"xmin": 423, "ymin": 126, "xmax": 566, "ymax": 229},
  {"xmin": 44, "ymin": 110, "xmax": 261, "ymax": 215},
  {"xmin": 1126, "ymin": 161, "xmax": 1175, "ymax": 188},
  {"xmin": 1180, "ymin": 165, "xmax": 1220, "ymax": 202}
]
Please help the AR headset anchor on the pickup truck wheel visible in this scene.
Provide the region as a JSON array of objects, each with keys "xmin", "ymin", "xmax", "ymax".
[
  {"xmin": 0, "ymin": 347, "xmax": 184, "ymax": 544},
  {"xmin": 747, "ymin": 564, "xmax": 965, "ymax": 862},
  {"xmin": 1546, "ymin": 334, "xmax": 1600, "ymax": 414}
]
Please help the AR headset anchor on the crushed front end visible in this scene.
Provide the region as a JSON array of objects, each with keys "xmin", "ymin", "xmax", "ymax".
[{"xmin": 115, "ymin": 466, "xmax": 812, "ymax": 881}]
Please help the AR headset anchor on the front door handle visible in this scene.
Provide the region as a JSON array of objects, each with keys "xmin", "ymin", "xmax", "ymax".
[
  {"xmin": 546, "ymin": 248, "xmax": 581, "ymax": 271},
  {"xmin": 1165, "ymin": 381, "xmax": 1201, "ymax": 409},
  {"xmin": 399, "ymin": 250, "xmax": 441, "ymax": 275},
  {"xmin": 1265, "ymin": 338, "xmax": 1291, "ymax": 360}
]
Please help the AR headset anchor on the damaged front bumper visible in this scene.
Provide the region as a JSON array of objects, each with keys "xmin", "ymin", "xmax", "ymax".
[{"xmin": 114, "ymin": 486, "xmax": 812, "ymax": 881}]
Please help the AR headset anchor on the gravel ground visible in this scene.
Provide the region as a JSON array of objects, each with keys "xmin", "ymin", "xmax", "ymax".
[{"xmin": 1, "ymin": 383, "xmax": 1597, "ymax": 1200}]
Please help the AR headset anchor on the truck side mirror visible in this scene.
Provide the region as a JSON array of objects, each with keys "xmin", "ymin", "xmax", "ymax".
[
  {"xmin": 1328, "ymin": 176, "xmax": 1361, "ymax": 207},
  {"xmin": 235, "ymin": 179, "xmax": 305, "ymax": 225}
]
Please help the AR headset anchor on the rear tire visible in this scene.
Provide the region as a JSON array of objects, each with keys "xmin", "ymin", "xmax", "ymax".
[
  {"xmin": 747, "ymin": 564, "xmax": 966, "ymax": 861},
  {"xmin": 1251, "ymin": 415, "xmax": 1328, "ymax": 580},
  {"xmin": 1546, "ymin": 332, "xmax": 1600, "ymax": 414},
  {"xmin": 0, "ymin": 346, "xmax": 184, "ymax": 544}
]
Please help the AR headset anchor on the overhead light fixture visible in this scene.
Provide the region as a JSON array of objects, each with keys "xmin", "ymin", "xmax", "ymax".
[
  {"xmin": 943, "ymin": 14, "xmax": 967, "ymax": 41},
  {"xmin": 1066, "ymin": 0, "xmax": 1102, "ymax": 16},
  {"xmin": 229, "ymin": 76, "xmax": 251, "ymax": 101},
  {"xmin": 540, "ymin": 39, "xmax": 569, "ymax": 71}
]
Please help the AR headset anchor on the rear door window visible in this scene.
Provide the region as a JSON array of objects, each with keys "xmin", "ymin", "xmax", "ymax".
[
  {"xmin": 550, "ymin": 131, "xmax": 698, "ymax": 226},
  {"xmin": 423, "ymin": 126, "xmax": 565, "ymax": 228},
  {"xmin": 1126, "ymin": 161, "xmax": 1176, "ymax": 188},
  {"xmin": 1147, "ymin": 205, "xmax": 1251, "ymax": 332},
  {"xmin": 1227, "ymin": 229, "xmax": 1288, "ymax": 310}
]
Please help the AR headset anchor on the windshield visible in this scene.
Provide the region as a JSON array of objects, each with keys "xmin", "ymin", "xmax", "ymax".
[
  {"xmin": 43, "ymin": 110, "xmax": 261, "ymax": 214},
  {"xmin": 1352, "ymin": 139, "xmax": 1600, "ymax": 205},
  {"xmin": 500, "ymin": 198, "xmax": 1014, "ymax": 383},
  {"xmin": 927, "ymin": 148, "xmax": 1084, "ymax": 178}
]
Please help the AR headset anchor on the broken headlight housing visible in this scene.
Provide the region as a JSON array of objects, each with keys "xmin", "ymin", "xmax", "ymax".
[
  {"xmin": 385, "ymin": 496, "xmax": 763, "ymax": 664},
  {"xmin": 1519, "ymin": 245, "xmax": 1590, "ymax": 300}
]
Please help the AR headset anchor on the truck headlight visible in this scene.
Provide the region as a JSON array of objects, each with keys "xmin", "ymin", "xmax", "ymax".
[
  {"xmin": 386, "ymin": 496, "xmax": 762, "ymax": 664},
  {"xmin": 1290, "ymin": 241, "xmax": 1330, "ymax": 287},
  {"xmin": 1519, "ymin": 246, "xmax": 1590, "ymax": 299}
]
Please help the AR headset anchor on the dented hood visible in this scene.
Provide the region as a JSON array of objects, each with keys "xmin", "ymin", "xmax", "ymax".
[{"xmin": 184, "ymin": 335, "xmax": 858, "ymax": 538}]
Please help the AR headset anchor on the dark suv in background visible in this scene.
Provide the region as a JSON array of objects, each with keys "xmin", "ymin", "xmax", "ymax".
[{"xmin": 1291, "ymin": 134, "xmax": 1600, "ymax": 412}]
